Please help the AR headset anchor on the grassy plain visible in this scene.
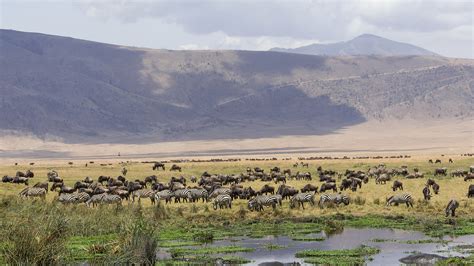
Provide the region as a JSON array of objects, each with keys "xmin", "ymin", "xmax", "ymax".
[{"xmin": 0, "ymin": 155, "xmax": 473, "ymax": 264}]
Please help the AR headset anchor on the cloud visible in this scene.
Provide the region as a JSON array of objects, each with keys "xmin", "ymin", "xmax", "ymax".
[{"xmin": 82, "ymin": 0, "xmax": 472, "ymax": 41}]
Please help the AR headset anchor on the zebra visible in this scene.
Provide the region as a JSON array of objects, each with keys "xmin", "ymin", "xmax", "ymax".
[
  {"xmin": 86, "ymin": 194, "xmax": 105, "ymax": 207},
  {"xmin": 213, "ymin": 194, "xmax": 232, "ymax": 210},
  {"xmin": 131, "ymin": 189, "xmax": 156, "ymax": 205},
  {"xmin": 289, "ymin": 192, "xmax": 315, "ymax": 209},
  {"xmin": 188, "ymin": 188, "xmax": 209, "ymax": 202},
  {"xmin": 58, "ymin": 193, "xmax": 79, "ymax": 204},
  {"xmin": 269, "ymin": 194, "xmax": 283, "ymax": 206},
  {"xmin": 209, "ymin": 188, "xmax": 231, "ymax": 198},
  {"xmin": 423, "ymin": 186, "xmax": 431, "ymax": 200},
  {"xmin": 445, "ymin": 199, "xmax": 459, "ymax": 217},
  {"xmin": 19, "ymin": 187, "xmax": 46, "ymax": 200},
  {"xmin": 318, "ymin": 194, "xmax": 350, "ymax": 208},
  {"xmin": 155, "ymin": 190, "xmax": 173, "ymax": 204},
  {"xmin": 247, "ymin": 195, "xmax": 278, "ymax": 211},
  {"xmin": 101, "ymin": 194, "xmax": 122, "ymax": 205},
  {"xmin": 386, "ymin": 194, "xmax": 413, "ymax": 208},
  {"xmin": 173, "ymin": 189, "xmax": 191, "ymax": 203}
]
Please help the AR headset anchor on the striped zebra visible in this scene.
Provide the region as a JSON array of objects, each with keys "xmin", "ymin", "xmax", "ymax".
[
  {"xmin": 209, "ymin": 188, "xmax": 231, "ymax": 198},
  {"xmin": 19, "ymin": 187, "xmax": 46, "ymax": 200},
  {"xmin": 58, "ymin": 193, "xmax": 79, "ymax": 204},
  {"xmin": 155, "ymin": 190, "xmax": 173, "ymax": 204},
  {"xmin": 386, "ymin": 194, "xmax": 413, "ymax": 208},
  {"xmin": 86, "ymin": 194, "xmax": 105, "ymax": 207},
  {"xmin": 173, "ymin": 188, "xmax": 191, "ymax": 203},
  {"xmin": 247, "ymin": 195, "xmax": 278, "ymax": 211},
  {"xmin": 188, "ymin": 188, "xmax": 209, "ymax": 202},
  {"xmin": 132, "ymin": 189, "xmax": 156, "ymax": 205},
  {"xmin": 319, "ymin": 194, "xmax": 350, "ymax": 208},
  {"xmin": 445, "ymin": 199, "xmax": 459, "ymax": 217},
  {"xmin": 213, "ymin": 194, "xmax": 232, "ymax": 210},
  {"xmin": 101, "ymin": 194, "xmax": 122, "ymax": 205},
  {"xmin": 290, "ymin": 192, "xmax": 315, "ymax": 209},
  {"xmin": 269, "ymin": 194, "xmax": 283, "ymax": 206}
]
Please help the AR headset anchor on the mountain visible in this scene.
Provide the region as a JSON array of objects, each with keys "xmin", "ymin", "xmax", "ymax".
[
  {"xmin": 270, "ymin": 34, "xmax": 438, "ymax": 56},
  {"xmin": 0, "ymin": 29, "xmax": 472, "ymax": 143}
]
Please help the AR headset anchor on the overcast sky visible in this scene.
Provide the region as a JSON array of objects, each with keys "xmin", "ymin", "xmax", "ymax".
[{"xmin": 1, "ymin": 0, "xmax": 472, "ymax": 58}]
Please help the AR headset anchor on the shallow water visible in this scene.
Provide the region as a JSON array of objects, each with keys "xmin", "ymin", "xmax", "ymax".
[{"xmin": 180, "ymin": 228, "xmax": 473, "ymax": 265}]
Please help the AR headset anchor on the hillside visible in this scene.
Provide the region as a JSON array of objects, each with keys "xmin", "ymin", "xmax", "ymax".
[
  {"xmin": 270, "ymin": 34, "xmax": 437, "ymax": 56},
  {"xmin": 0, "ymin": 29, "xmax": 472, "ymax": 143}
]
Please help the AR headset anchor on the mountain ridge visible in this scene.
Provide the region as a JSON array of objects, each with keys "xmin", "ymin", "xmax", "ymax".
[
  {"xmin": 0, "ymin": 29, "xmax": 472, "ymax": 143},
  {"xmin": 270, "ymin": 34, "xmax": 438, "ymax": 56}
]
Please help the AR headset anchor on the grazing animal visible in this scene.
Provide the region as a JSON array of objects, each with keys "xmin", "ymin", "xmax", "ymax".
[
  {"xmin": 277, "ymin": 185, "xmax": 298, "ymax": 200},
  {"xmin": 188, "ymin": 188, "xmax": 209, "ymax": 202},
  {"xmin": 301, "ymin": 184, "xmax": 318, "ymax": 193},
  {"xmin": 319, "ymin": 194, "xmax": 350, "ymax": 208},
  {"xmin": 209, "ymin": 188, "xmax": 232, "ymax": 198},
  {"xmin": 445, "ymin": 199, "xmax": 459, "ymax": 217},
  {"xmin": 12, "ymin": 176, "xmax": 29, "ymax": 186},
  {"xmin": 190, "ymin": 176, "xmax": 197, "ymax": 183},
  {"xmin": 19, "ymin": 187, "xmax": 46, "ymax": 200},
  {"xmin": 449, "ymin": 158, "xmax": 453, "ymax": 163},
  {"xmin": 435, "ymin": 159, "xmax": 441, "ymax": 164},
  {"xmin": 376, "ymin": 174, "xmax": 391, "ymax": 184},
  {"xmin": 121, "ymin": 167, "xmax": 128, "ymax": 176},
  {"xmin": 258, "ymin": 184, "xmax": 275, "ymax": 195},
  {"xmin": 464, "ymin": 173, "xmax": 474, "ymax": 182},
  {"xmin": 213, "ymin": 194, "xmax": 232, "ymax": 210},
  {"xmin": 423, "ymin": 186, "xmax": 431, "ymax": 200},
  {"xmin": 145, "ymin": 175, "xmax": 158, "ymax": 184},
  {"xmin": 339, "ymin": 179, "xmax": 352, "ymax": 191},
  {"xmin": 432, "ymin": 183, "xmax": 440, "ymax": 194},
  {"xmin": 429, "ymin": 159, "xmax": 433, "ymax": 164},
  {"xmin": 2, "ymin": 175, "xmax": 13, "ymax": 183},
  {"xmin": 33, "ymin": 182, "xmax": 49, "ymax": 192},
  {"xmin": 386, "ymin": 194, "xmax": 414, "ymax": 208},
  {"xmin": 273, "ymin": 175, "xmax": 286, "ymax": 184},
  {"xmin": 392, "ymin": 180, "xmax": 403, "ymax": 191},
  {"xmin": 247, "ymin": 195, "xmax": 278, "ymax": 211},
  {"xmin": 170, "ymin": 164, "xmax": 182, "ymax": 172},
  {"xmin": 289, "ymin": 192, "xmax": 315, "ymax": 209},
  {"xmin": 98, "ymin": 175, "xmax": 110, "ymax": 184},
  {"xmin": 319, "ymin": 182, "xmax": 337, "ymax": 193},
  {"xmin": 434, "ymin": 168, "xmax": 447, "ymax": 176},
  {"xmin": 132, "ymin": 189, "xmax": 156, "ymax": 205},
  {"xmin": 468, "ymin": 185, "xmax": 474, "ymax": 198},
  {"xmin": 152, "ymin": 162, "xmax": 165, "ymax": 171},
  {"xmin": 83, "ymin": 176, "xmax": 94, "ymax": 184},
  {"xmin": 155, "ymin": 190, "xmax": 174, "ymax": 204},
  {"xmin": 58, "ymin": 193, "xmax": 79, "ymax": 204}
]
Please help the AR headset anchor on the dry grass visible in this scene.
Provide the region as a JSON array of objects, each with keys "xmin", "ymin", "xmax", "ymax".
[{"xmin": 1, "ymin": 156, "xmax": 472, "ymax": 219}]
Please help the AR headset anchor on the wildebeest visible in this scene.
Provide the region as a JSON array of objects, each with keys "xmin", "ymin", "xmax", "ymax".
[
  {"xmin": 145, "ymin": 175, "xmax": 158, "ymax": 184},
  {"xmin": 320, "ymin": 182, "xmax": 337, "ymax": 193},
  {"xmin": 376, "ymin": 174, "xmax": 391, "ymax": 184},
  {"xmin": 339, "ymin": 179, "xmax": 352, "ymax": 191},
  {"xmin": 152, "ymin": 162, "xmax": 165, "ymax": 171},
  {"xmin": 423, "ymin": 186, "xmax": 431, "ymax": 200},
  {"xmin": 258, "ymin": 184, "xmax": 275, "ymax": 195},
  {"xmin": 468, "ymin": 184, "xmax": 474, "ymax": 198},
  {"xmin": 434, "ymin": 168, "xmax": 447, "ymax": 176},
  {"xmin": 435, "ymin": 159, "xmax": 442, "ymax": 164},
  {"xmin": 83, "ymin": 176, "xmax": 93, "ymax": 184},
  {"xmin": 445, "ymin": 199, "xmax": 459, "ymax": 217},
  {"xmin": 12, "ymin": 176, "xmax": 29, "ymax": 186},
  {"xmin": 277, "ymin": 184, "xmax": 298, "ymax": 200},
  {"xmin": 273, "ymin": 175, "xmax": 286, "ymax": 184},
  {"xmin": 448, "ymin": 158, "xmax": 453, "ymax": 163},
  {"xmin": 98, "ymin": 175, "xmax": 110, "ymax": 184},
  {"xmin": 33, "ymin": 182, "xmax": 49, "ymax": 192},
  {"xmin": 2, "ymin": 175, "xmax": 13, "ymax": 183},
  {"xmin": 301, "ymin": 184, "xmax": 318, "ymax": 193},
  {"xmin": 432, "ymin": 183, "xmax": 440, "ymax": 194},
  {"xmin": 16, "ymin": 170, "xmax": 34, "ymax": 178},
  {"xmin": 464, "ymin": 173, "xmax": 474, "ymax": 182},
  {"xmin": 392, "ymin": 180, "xmax": 403, "ymax": 191},
  {"xmin": 170, "ymin": 164, "xmax": 182, "ymax": 172}
]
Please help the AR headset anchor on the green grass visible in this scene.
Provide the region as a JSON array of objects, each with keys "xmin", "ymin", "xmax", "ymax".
[
  {"xmin": 291, "ymin": 235, "xmax": 325, "ymax": 241},
  {"xmin": 264, "ymin": 243, "xmax": 286, "ymax": 250},
  {"xmin": 170, "ymin": 245, "xmax": 255, "ymax": 257},
  {"xmin": 296, "ymin": 245, "xmax": 380, "ymax": 265}
]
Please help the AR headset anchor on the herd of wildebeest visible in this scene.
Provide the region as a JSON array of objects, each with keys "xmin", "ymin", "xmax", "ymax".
[{"xmin": 2, "ymin": 159, "xmax": 474, "ymax": 217}]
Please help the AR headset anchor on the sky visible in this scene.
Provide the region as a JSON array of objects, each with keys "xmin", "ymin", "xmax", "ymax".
[{"xmin": 0, "ymin": 0, "xmax": 472, "ymax": 58}]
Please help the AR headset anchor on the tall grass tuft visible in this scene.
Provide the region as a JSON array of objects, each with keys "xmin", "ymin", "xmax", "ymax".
[{"xmin": 1, "ymin": 202, "xmax": 69, "ymax": 265}]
